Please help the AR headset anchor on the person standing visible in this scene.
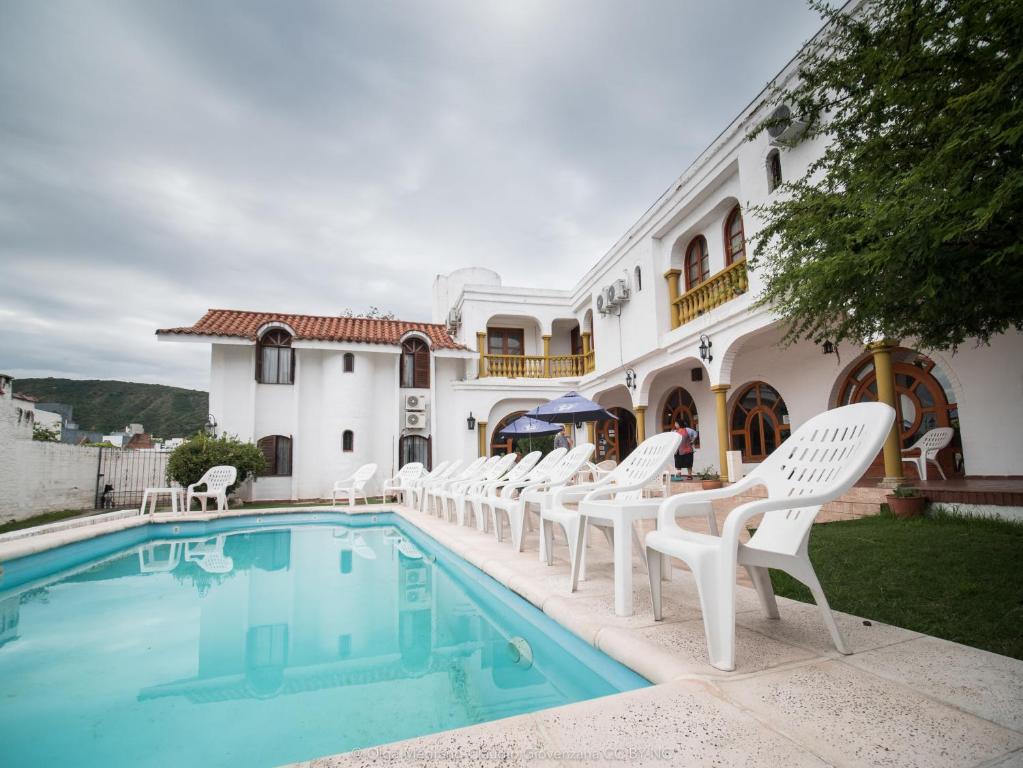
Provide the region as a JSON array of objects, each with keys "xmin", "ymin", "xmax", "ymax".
[
  {"xmin": 553, "ymin": 425, "xmax": 572, "ymax": 451},
  {"xmin": 672, "ymin": 418, "xmax": 698, "ymax": 481}
]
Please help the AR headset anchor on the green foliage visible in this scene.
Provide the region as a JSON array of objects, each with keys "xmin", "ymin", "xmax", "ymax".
[
  {"xmin": 750, "ymin": 0, "xmax": 1023, "ymax": 350},
  {"xmin": 892, "ymin": 484, "xmax": 922, "ymax": 498},
  {"xmin": 32, "ymin": 422, "xmax": 60, "ymax": 442},
  {"xmin": 768, "ymin": 508, "xmax": 1023, "ymax": 659},
  {"xmin": 166, "ymin": 433, "xmax": 265, "ymax": 493},
  {"xmin": 14, "ymin": 378, "xmax": 208, "ymax": 436},
  {"xmin": 695, "ymin": 465, "xmax": 720, "ymax": 480}
]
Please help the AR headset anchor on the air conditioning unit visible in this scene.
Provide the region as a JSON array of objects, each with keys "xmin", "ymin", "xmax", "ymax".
[
  {"xmin": 767, "ymin": 104, "xmax": 808, "ymax": 146},
  {"xmin": 609, "ymin": 278, "xmax": 630, "ymax": 306},
  {"xmin": 446, "ymin": 307, "xmax": 461, "ymax": 332},
  {"xmin": 405, "ymin": 394, "xmax": 426, "ymax": 411},
  {"xmin": 404, "ymin": 411, "xmax": 427, "ymax": 429},
  {"xmin": 595, "ymin": 291, "xmax": 608, "ymax": 315}
]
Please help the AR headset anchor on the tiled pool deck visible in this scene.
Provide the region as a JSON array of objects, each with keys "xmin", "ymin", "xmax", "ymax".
[{"xmin": 2, "ymin": 504, "xmax": 1021, "ymax": 767}]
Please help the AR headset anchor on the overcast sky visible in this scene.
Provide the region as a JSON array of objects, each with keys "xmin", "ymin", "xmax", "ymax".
[{"xmin": 1, "ymin": 0, "xmax": 825, "ymax": 392}]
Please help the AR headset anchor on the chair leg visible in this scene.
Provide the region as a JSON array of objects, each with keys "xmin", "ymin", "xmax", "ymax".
[
  {"xmin": 540, "ymin": 519, "xmax": 555, "ymax": 565},
  {"xmin": 647, "ymin": 548, "xmax": 663, "ymax": 620},
  {"xmin": 745, "ymin": 565, "xmax": 780, "ymax": 619},
  {"xmin": 569, "ymin": 517, "xmax": 586, "ymax": 592},
  {"xmin": 931, "ymin": 458, "xmax": 947, "ymax": 480},
  {"xmin": 694, "ymin": 556, "xmax": 738, "ymax": 672},
  {"xmin": 789, "ymin": 558, "xmax": 850, "ymax": 655}
]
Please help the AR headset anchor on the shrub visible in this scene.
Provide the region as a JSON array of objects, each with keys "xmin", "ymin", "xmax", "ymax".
[
  {"xmin": 32, "ymin": 423, "xmax": 60, "ymax": 442},
  {"xmin": 167, "ymin": 433, "xmax": 265, "ymax": 493}
]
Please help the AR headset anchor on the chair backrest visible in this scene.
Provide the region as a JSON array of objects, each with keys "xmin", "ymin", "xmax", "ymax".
[
  {"xmin": 526, "ymin": 447, "xmax": 567, "ymax": 481},
  {"xmin": 419, "ymin": 460, "xmax": 449, "ymax": 481},
  {"xmin": 912, "ymin": 427, "xmax": 954, "ymax": 457},
  {"xmin": 397, "ymin": 462, "xmax": 425, "ymax": 482},
  {"xmin": 481, "ymin": 452, "xmax": 518, "ymax": 481},
  {"xmin": 547, "ymin": 443, "xmax": 596, "ymax": 485},
  {"xmin": 605, "ymin": 433, "xmax": 680, "ymax": 501},
  {"xmin": 199, "ymin": 465, "xmax": 237, "ymax": 492},
  {"xmin": 502, "ymin": 451, "xmax": 542, "ymax": 483},
  {"xmin": 434, "ymin": 459, "xmax": 461, "ymax": 481},
  {"xmin": 595, "ymin": 460, "xmax": 617, "ymax": 471},
  {"xmin": 453, "ymin": 456, "xmax": 488, "ymax": 481},
  {"xmin": 748, "ymin": 402, "xmax": 895, "ymax": 554},
  {"xmin": 352, "ymin": 463, "xmax": 378, "ymax": 489}
]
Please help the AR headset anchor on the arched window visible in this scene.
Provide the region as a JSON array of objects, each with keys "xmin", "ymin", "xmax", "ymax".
[
  {"xmin": 767, "ymin": 149, "xmax": 783, "ymax": 193},
  {"xmin": 343, "ymin": 353, "xmax": 355, "ymax": 373},
  {"xmin": 400, "ymin": 338, "xmax": 430, "ymax": 388},
  {"xmin": 634, "ymin": 266, "xmax": 642, "ymax": 292},
  {"xmin": 490, "ymin": 411, "xmax": 527, "ymax": 456},
  {"xmin": 257, "ymin": 435, "xmax": 292, "ymax": 476},
  {"xmin": 256, "ymin": 329, "xmax": 294, "ymax": 384},
  {"xmin": 725, "ymin": 205, "xmax": 745, "ymax": 265},
  {"xmin": 730, "ymin": 382, "xmax": 790, "ymax": 462},
  {"xmin": 684, "ymin": 236, "xmax": 710, "ymax": 290},
  {"xmin": 399, "ymin": 434, "xmax": 431, "ymax": 469},
  {"xmin": 342, "ymin": 430, "xmax": 354, "ymax": 452},
  {"xmin": 660, "ymin": 387, "xmax": 699, "ymax": 447}
]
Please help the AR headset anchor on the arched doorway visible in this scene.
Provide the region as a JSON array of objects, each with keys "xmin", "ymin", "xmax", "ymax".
[
  {"xmin": 730, "ymin": 381, "xmax": 790, "ymax": 462},
  {"xmin": 660, "ymin": 386, "xmax": 700, "ymax": 446},
  {"xmin": 399, "ymin": 435, "xmax": 431, "ymax": 470},
  {"xmin": 490, "ymin": 411, "xmax": 526, "ymax": 456},
  {"xmin": 594, "ymin": 407, "xmax": 637, "ymax": 462},
  {"xmin": 837, "ymin": 349, "xmax": 962, "ymax": 477}
]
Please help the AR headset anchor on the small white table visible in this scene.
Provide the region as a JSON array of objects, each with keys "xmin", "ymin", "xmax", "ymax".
[{"xmin": 140, "ymin": 487, "xmax": 184, "ymax": 516}]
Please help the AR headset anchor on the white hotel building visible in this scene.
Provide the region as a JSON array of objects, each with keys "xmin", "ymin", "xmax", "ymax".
[{"xmin": 158, "ymin": 43, "xmax": 1023, "ymax": 504}]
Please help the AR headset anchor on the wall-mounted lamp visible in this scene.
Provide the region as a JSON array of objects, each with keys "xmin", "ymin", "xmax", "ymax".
[
  {"xmin": 624, "ymin": 368, "xmax": 637, "ymax": 391},
  {"xmin": 698, "ymin": 334, "xmax": 713, "ymax": 363},
  {"xmin": 205, "ymin": 414, "xmax": 218, "ymax": 436},
  {"xmin": 467, "ymin": 413, "xmax": 477, "ymax": 431},
  {"xmin": 821, "ymin": 340, "xmax": 835, "ymax": 355}
]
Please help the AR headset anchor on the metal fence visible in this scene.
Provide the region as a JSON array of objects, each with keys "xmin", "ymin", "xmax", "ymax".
[{"xmin": 94, "ymin": 448, "xmax": 172, "ymax": 510}]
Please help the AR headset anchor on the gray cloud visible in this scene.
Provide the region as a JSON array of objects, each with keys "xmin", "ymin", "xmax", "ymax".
[{"xmin": 0, "ymin": 0, "xmax": 824, "ymax": 390}]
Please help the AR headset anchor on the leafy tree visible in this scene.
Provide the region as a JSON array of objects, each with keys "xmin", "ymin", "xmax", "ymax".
[
  {"xmin": 166, "ymin": 433, "xmax": 266, "ymax": 494},
  {"xmin": 32, "ymin": 422, "xmax": 60, "ymax": 442},
  {"xmin": 749, "ymin": 0, "xmax": 1023, "ymax": 350},
  {"xmin": 341, "ymin": 306, "xmax": 396, "ymax": 320}
]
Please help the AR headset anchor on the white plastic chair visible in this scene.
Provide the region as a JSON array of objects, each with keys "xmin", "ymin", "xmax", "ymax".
[
  {"xmin": 185, "ymin": 465, "xmax": 237, "ymax": 513},
  {"xmin": 426, "ymin": 457, "xmax": 488, "ymax": 516},
  {"xmin": 408, "ymin": 460, "xmax": 454, "ymax": 510},
  {"xmin": 495, "ymin": 443, "xmax": 595, "ymax": 552},
  {"xmin": 483, "ymin": 448, "xmax": 566, "ymax": 538},
  {"xmin": 901, "ymin": 427, "xmax": 954, "ymax": 481},
  {"xmin": 435, "ymin": 455, "xmax": 502, "ymax": 522},
  {"xmin": 332, "ymin": 463, "xmax": 378, "ymax": 508},
  {"xmin": 464, "ymin": 451, "xmax": 542, "ymax": 531},
  {"xmin": 382, "ymin": 462, "xmax": 425, "ymax": 504},
  {"xmin": 646, "ymin": 402, "xmax": 895, "ymax": 671},
  {"xmin": 448, "ymin": 453, "xmax": 518, "ymax": 527}
]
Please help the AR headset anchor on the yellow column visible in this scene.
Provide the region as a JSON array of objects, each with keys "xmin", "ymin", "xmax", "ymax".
[
  {"xmin": 477, "ymin": 421, "xmax": 488, "ymax": 457},
  {"xmin": 586, "ymin": 421, "xmax": 595, "ymax": 445},
  {"xmin": 635, "ymin": 405, "xmax": 647, "ymax": 442},
  {"xmin": 542, "ymin": 334, "xmax": 551, "ymax": 377},
  {"xmin": 664, "ymin": 268, "xmax": 682, "ymax": 329},
  {"xmin": 868, "ymin": 340, "xmax": 905, "ymax": 483},
  {"xmin": 476, "ymin": 331, "xmax": 487, "ymax": 378},
  {"xmin": 581, "ymin": 331, "xmax": 592, "ymax": 373},
  {"xmin": 711, "ymin": 384, "xmax": 730, "ymax": 483}
]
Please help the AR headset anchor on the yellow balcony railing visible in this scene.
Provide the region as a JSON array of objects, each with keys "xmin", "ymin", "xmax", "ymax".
[
  {"xmin": 479, "ymin": 352, "xmax": 593, "ymax": 378},
  {"xmin": 671, "ymin": 260, "xmax": 748, "ymax": 327}
]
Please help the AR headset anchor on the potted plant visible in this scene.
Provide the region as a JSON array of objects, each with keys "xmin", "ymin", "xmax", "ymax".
[
  {"xmin": 885, "ymin": 485, "xmax": 928, "ymax": 518},
  {"xmin": 696, "ymin": 466, "xmax": 723, "ymax": 490}
]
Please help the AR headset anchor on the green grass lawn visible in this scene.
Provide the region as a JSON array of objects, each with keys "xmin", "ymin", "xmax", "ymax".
[
  {"xmin": 0, "ymin": 508, "xmax": 93, "ymax": 535},
  {"xmin": 769, "ymin": 508, "xmax": 1023, "ymax": 660}
]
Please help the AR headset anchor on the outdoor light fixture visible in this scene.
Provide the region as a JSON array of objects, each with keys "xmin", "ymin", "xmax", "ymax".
[
  {"xmin": 698, "ymin": 334, "xmax": 713, "ymax": 363},
  {"xmin": 625, "ymin": 368, "xmax": 637, "ymax": 391},
  {"xmin": 467, "ymin": 413, "xmax": 476, "ymax": 431},
  {"xmin": 821, "ymin": 340, "xmax": 835, "ymax": 355},
  {"xmin": 205, "ymin": 414, "xmax": 218, "ymax": 436}
]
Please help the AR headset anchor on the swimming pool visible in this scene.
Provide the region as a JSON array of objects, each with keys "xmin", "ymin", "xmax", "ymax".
[{"xmin": 0, "ymin": 512, "xmax": 647, "ymax": 767}]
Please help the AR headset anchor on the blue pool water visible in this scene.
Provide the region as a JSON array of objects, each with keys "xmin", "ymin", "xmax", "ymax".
[{"xmin": 0, "ymin": 513, "xmax": 646, "ymax": 767}]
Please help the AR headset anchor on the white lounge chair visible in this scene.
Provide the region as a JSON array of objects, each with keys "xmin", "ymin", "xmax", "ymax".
[
  {"xmin": 426, "ymin": 457, "xmax": 488, "ymax": 515},
  {"xmin": 646, "ymin": 401, "xmax": 895, "ymax": 671},
  {"xmin": 408, "ymin": 460, "xmax": 454, "ymax": 510},
  {"xmin": 185, "ymin": 465, "xmax": 237, "ymax": 513},
  {"xmin": 901, "ymin": 427, "xmax": 954, "ymax": 481},
  {"xmin": 436, "ymin": 455, "xmax": 505, "ymax": 522},
  {"xmin": 486, "ymin": 446, "xmax": 566, "ymax": 542},
  {"xmin": 463, "ymin": 451, "xmax": 541, "ymax": 531},
  {"xmin": 332, "ymin": 463, "xmax": 378, "ymax": 508},
  {"xmin": 495, "ymin": 443, "xmax": 595, "ymax": 553},
  {"xmin": 420, "ymin": 459, "xmax": 469, "ymax": 513},
  {"xmin": 382, "ymin": 462, "xmax": 425, "ymax": 504}
]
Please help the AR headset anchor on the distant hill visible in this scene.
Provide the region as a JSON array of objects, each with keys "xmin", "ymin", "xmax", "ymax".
[{"xmin": 14, "ymin": 378, "xmax": 208, "ymax": 438}]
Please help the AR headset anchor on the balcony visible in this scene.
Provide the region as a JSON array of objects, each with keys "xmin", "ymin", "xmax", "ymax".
[
  {"xmin": 670, "ymin": 259, "xmax": 748, "ymax": 328},
  {"xmin": 478, "ymin": 352, "xmax": 594, "ymax": 378}
]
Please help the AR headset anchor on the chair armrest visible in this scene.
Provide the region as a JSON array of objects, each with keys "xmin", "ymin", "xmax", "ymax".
[
  {"xmin": 717, "ymin": 491, "xmax": 835, "ymax": 546},
  {"xmin": 656, "ymin": 474, "xmax": 760, "ymax": 531},
  {"xmin": 552, "ymin": 480, "xmax": 612, "ymax": 507},
  {"xmin": 186, "ymin": 482, "xmax": 205, "ymax": 494}
]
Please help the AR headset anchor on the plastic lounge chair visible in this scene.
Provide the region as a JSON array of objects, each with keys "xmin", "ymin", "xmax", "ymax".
[
  {"xmin": 495, "ymin": 444, "xmax": 595, "ymax": 553},
  {"xmin": 486, "ymin": 446, "xmax": 567, "ymax": 543},
  {"xmin": 645, "ymin": 401, "xmax": 895, "ymax": 671},
  {"xmin": 185, "ymin": 465, "xmax": 237, "ymax": 513},
  {"xmin": 901, "ymin": 427, "xmax": 954, "ymax": 481},
  {"xmin": 462, "ymin": 451, "xmax": 540, "ymax": 531},
  {"xmin": 332, "ymin": 463, "xmax": 378, "ymax": 508},
  {"xmin": 451, "ymin": 452, "xmax": 519, "ymax": 528},
  {"xmin": 382, "ymin": 462, "xmax": 425, "ymax": 504},
  {"xmin": 426, "ymin": 457, "xmax": 487, "ymax": 516},
  {"xmin": 436, "ymin": 456, "xmax": 504, "ymax": 522},
  {"xmin": 417, "ymin": 459, "xmax": 466, "ymax": 512},
  {"xmin": 408, "ymin": 460, "xmax": 453, "ymax": 510}
]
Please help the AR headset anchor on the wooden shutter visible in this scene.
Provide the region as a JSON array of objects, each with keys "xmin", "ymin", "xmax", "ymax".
[
  {"xmin": 414, "ymin": 343, "xmax": 430, "ymax": 388},
  {"xmin": 255, "ymin": 342, "xmax": 263, "ymax": 382},
  {"xmin": 257, "ymin": 436, "xmax": 276, "ymax": 475}
]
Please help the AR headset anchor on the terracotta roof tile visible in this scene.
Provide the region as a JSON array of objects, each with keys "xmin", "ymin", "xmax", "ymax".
[{"xmin": 157, "ymin": 309, "xmax": 466, "ymax": 350}]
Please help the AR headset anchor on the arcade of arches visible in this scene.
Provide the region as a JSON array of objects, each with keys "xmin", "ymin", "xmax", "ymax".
[{"xmin": 660, "ymin": 387, "xmax": 700, "ymax": 445}]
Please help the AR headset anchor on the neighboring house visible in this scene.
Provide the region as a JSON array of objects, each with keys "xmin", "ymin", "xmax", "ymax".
[{"xmin": 158, "ymin": 21, "xmax": 1023, "ymax": 500}]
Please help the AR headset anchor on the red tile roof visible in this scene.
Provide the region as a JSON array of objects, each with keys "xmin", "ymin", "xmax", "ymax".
[{"xmin": 157, "ymin": 309, "xmax": 465, "ymax": 350}]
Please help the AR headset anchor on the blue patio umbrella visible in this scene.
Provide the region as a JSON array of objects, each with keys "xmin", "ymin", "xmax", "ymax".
[
  {"xmin": 526, "ymin": 391, "xmax": 617, "ymax": 444},
  {"xmin": 497, "ymin": 414, "xmax": 563, "ymax": 453}
]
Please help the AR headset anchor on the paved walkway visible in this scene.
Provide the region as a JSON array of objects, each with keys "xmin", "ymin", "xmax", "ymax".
[{"xmin": 300, "ymin": 504, "xmax": 1023, "ymax": 768}]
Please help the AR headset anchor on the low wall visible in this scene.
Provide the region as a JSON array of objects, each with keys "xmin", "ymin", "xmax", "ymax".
[{"xmin": 0, "ymin": 439, "xmax": 100, "ymax": 523}]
